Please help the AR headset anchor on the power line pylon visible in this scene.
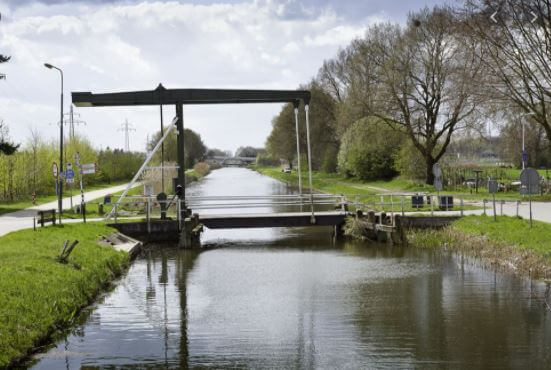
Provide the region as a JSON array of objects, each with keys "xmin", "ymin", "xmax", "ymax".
[{"xmin": 118, "ymin": 119, "xmax": 136, "ymax": 151}]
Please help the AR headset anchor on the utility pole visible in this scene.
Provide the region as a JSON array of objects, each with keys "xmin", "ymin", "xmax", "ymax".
[
  {"xmin": 118, "ymin": 119, "xmax": 136, "ymax": 152},
  {"xmin": 62, "ymin": 106, "xmax": 86, "ymax": 140}
]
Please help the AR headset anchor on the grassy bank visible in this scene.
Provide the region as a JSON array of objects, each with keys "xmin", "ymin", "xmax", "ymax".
[
  {"xmin": 0, "ymin": 180, "xmax": 129, "ymax": 216},
  {"xmin": 251, "ymin": 165, "xmax": 551, "ymax": 202},
  {"xmin": 408, "ymin": 215, "xmax": 551, "ymax": 279},
  {"xmin": 252, "ymin": 165, "xmax": 481, "ymax": 212},
  {"xmin": 0, "ymin": 223, "xmax": 130, "ymax": 367}
]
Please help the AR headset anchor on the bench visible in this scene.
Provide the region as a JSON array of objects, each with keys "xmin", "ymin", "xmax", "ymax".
[{"xmin": 37, "ymin": 209, "xmax": 56, "ymax": 227}]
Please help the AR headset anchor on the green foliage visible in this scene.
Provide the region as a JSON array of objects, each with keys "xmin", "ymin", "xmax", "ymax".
[
  {"xmin": 256, "ymin": 152, "xmax": 279, "ymax": 166},
  {"xmin": 0, "ymin": 223, "xmax": 128, "ymax": 367},
  {"xmin": 97, "ymin": 148, "xmax": 144, "ymax": 184},
  {"xmin": 266, "ymin": 82, "xmax": 338, "ymax": 171},
  {"xmin": 321, "ymin": 144, "xmax": 339, "ymax": 173},
  {"xmin": 235, "ymin": 146, "xmax": 264, "ymax": 158},
  {"xmin": 338, "ymin": 117, "xmax": 402, "ymax": 180},
  {"xmin": 0, "ymin": 120, "xmax": 18, "ymax": 156},
  {"xmin": 393, "ymin": 140, "xmax": 427, "ymax": 181},
  {"xmin": 147, "ymin": 128, "xmax": 206, "ymax": 169}
]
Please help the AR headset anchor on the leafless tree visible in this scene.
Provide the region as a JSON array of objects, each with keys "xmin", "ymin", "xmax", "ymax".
[
  {"xmin": 369, "ymin": 7, "xmax": 484, "ymax": 184},
  {"xmin": 461, "ymin": 0, "xmax": 551, "ymax": 148}
]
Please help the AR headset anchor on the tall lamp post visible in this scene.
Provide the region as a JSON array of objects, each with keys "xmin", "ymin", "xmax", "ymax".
[{"xmin": 44, "ymin": 63, "xmax": 64, "ymax": 223}]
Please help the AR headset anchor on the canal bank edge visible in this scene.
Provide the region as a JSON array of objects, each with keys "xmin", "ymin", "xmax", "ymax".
[
  {"xmin": 406, "ymin": 215, "xmax": 551, "ymax": 281},
  {"xmin": 0, "ymin": 222, "xmax": 133, "ymax": 367}
]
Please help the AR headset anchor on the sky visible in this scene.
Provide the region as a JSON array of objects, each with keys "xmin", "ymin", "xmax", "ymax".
[{"xmin": 0, "ymin": 0, "xmax": 448, "ymax": 154}]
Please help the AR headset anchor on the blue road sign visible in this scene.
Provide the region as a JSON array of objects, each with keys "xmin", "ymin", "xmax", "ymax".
[
  {"xmin": 66, "ymin": 169, "xmax": 75, "ymax": 179},
  {"xmin": 522, "ymin": 150, "xmax": 528, "ymax": 163}
]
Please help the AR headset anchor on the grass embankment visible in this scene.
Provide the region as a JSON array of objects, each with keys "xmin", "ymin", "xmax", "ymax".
[
  {"xmin": 0, "ymin": 180, "xmax": 129, "ymax": 216},
  {"xmin": 408, "ymin": 215, "xmax": 551, "ymax": 279},
  {"xmin": 0, "ymin": 223, "xmax": 130, "ymax": 367},
  {"xmin": 251, "ymin": 165, "xmax": 481, "ymax": 212}
]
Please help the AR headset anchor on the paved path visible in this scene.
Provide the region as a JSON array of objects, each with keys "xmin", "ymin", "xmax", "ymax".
[
  {"xmin": 405, "ymin": 200, "xmax": 551, "ymax": 223},
  {"xmin": 0, "ymin": 183, "xmax": 135, "ymax": 237}
]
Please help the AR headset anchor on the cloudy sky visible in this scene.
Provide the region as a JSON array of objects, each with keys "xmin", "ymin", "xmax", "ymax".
[{"xmin": 0, "ymin": 0, "xmax": 447, "ymax": 154}]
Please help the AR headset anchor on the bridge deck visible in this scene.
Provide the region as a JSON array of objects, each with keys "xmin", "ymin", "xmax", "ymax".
[{"xmin": 199, "ymin": 211, "xmax": 348, "ymax": 229}]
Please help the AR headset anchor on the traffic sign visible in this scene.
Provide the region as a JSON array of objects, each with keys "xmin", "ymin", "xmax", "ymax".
[
  {"xmin": 74, "ymin": 152, "xmax": 81, "ymax": 167},
  {"xmin": 522, "ymin": 150, "xmax": 528, "ymax": 164},
  {"xmin": 66, "ymin": 169, "xmax": 75, "ymax": 180},
  {"xmin": 52, "ymin": 162, "xmax": 58, "ymax": 178},
  {"xmin": 81, "ymin": 163, "xmax": 96, "ymax": 175},
  {"xmin": 488, "ymin": 179, "xmax": 498, "ymax": 194},
  {"xmin": 520, "ymin": 168, "xmax": 540, "ymax": 195}
]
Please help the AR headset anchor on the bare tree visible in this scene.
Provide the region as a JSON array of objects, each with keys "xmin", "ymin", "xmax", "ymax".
[
  {"xmin": 28, "ymin": 128, "xmax": 41, "ymax": 194},
  {"xmin": 462, "ymin": 0, "xmax": 551, "ymax": 147},
  {"xmin": 369, "ymin": 7, "xmax": 484, "ymax": 184}
]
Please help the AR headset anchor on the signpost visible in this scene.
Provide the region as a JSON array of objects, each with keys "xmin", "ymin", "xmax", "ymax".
[
  {"xmin": 81, "ymin": 163, "xmax": 97, "ymax": 175},
  {"xmin": 488, "ymin": 178, "xmax": 498, "ymax": 221},
  {"xmin": 52, "ymin": 162, "xmax": 58, "ymax": 196},
  {"xmin": 433, "ymin": 163, "xmax": 443, "ymax": 209},
  {"xmin": 65, "ymin": 163, "xmax": 75, "ymax": 184},
  {"xmin": 520, "ymin": 168, "xmax": 541, "ymax": 228}
]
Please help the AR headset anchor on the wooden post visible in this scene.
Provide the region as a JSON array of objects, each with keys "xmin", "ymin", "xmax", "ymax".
[{"xmin": 146, "ymin": 198, "xmax": 151, "ymax": 234}]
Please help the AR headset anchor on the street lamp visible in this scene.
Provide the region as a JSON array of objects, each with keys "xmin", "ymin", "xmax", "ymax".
[{"xmin": 44, "ymin": 63, "xmax": 64, "ymax": 223}]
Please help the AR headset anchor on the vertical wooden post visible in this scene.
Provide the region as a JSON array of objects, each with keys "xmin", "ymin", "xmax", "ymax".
[
  {"xmin": 293, "ymin": 101, "xmax": 302, "ymax": 195},
  {"xmin": 146, "ymin": 197, "xmax": 151, "ymax": 234},
  {"xmin": 304, "ymin": 104, "xmax": 315, "ymax": 224},
  {"xmin": 176, "ymin": 103, "xmax": 185, "ymax": 212}
]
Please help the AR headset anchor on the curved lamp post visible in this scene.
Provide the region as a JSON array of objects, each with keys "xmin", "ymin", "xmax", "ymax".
[{"xmin": 44, "ymin": 63, "xmax": 64, "ymax": 223}]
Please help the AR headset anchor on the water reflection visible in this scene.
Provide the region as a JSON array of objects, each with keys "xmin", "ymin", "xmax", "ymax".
[{"xmin": 30, "ymin": 168, "xmax": 551, "ymax": 368}]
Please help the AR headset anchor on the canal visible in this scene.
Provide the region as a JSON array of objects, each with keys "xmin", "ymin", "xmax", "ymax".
[{"xmin": 31, "ymin": 168, "xmax": 551, "ymax": 368}]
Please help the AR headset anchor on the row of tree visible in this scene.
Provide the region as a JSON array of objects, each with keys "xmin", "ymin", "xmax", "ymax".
[
  {"xmin": 0, "ymin": 132, "xmax": 145, "ymax": 201},
  {"xmin": 266, "ymin": 1, "xmax": 551, "ymax": 184},
  {"xmin": 147, "ymin": 128, "xmax": 207, "ymax": 169}
]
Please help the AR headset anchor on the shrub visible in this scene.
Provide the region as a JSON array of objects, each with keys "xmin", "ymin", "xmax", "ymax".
[
  {"xmin": 337, "ymin": 117, "xmax": 403, "ymax": 180},
  {"xmin": 393, "ymin": 140, "xmax": 427, "ymax": 181},
  {"xmin": 193, "ymin": 162, "xmax": 211, "ymax": 177},
  {"xmin": 256, "ymin": 153, "xmax": 280, "ymax": 167}
]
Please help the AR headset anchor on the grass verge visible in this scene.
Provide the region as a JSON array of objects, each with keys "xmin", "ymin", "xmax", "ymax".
[
  {"xmin": 0, "ymin": 222, "xmax": 130, "ymax": 367},
  {"xmin": 407, "ymin": 215, "xmax": 551, "ymax": 279},
  {"xmin": 251, "ymin": 165, "xmax": 551, "ymax": 202},
  {"xmin": 0, "ymin": 180, "xmax": 129, "ymax": 216},
  {"xmin": 251, "ymin": 165, "xmax": 481, "ymax": 212}
]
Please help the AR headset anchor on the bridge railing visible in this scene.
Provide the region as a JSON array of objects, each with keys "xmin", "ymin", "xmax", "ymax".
[{"xmin": 185, "ymin": 194, "xmax": 345, "ymax": 210}]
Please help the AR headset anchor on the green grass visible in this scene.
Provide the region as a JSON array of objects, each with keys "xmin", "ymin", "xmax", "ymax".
[
  {"xmin": 407, "ymin": 215, "xmax": 551, "ymax": 279},
  {"xmin": 0, "ymin": 223, "xmax": 129, "ymax": 366},
  {"xmin": 453, "ymin": 215, "xmax": 551, "ymax": 259},
  {"xmin": 252, "ymin": 165, "xmax": 551, "ymax": 202},
  {"xmin": 252, "ymin": 165, "xmax": 481, "ymax": 212},
  {"xmin": 0, "ymin": 181, "xmax": 130, "ymax": 216}
]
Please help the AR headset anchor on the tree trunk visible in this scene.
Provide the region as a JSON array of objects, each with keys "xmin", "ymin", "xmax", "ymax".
[{"xmin": 425, "ymin": 156, "xmax": 436, "ymax": 185}]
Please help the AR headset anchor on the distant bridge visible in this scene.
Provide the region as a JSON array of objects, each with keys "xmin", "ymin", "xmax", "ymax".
[{"xmin": 206, "ymin": 156, "xmax": 256, "ymax": 167}]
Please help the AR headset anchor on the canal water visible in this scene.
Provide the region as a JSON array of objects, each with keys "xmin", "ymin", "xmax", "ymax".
[{"xmin": 31, "ymin": 168, "xmax": 551, "ymax": 369}]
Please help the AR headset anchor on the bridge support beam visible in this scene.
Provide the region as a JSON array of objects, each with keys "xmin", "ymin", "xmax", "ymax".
[{"xmin": 179, "ymin": 213, "xmax": 203, "ymax": 249}]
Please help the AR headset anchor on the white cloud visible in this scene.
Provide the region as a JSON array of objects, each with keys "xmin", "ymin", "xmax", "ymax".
[{"xmin": 0, "ymin": 0, "xmax": 387, "ymax": 153}]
